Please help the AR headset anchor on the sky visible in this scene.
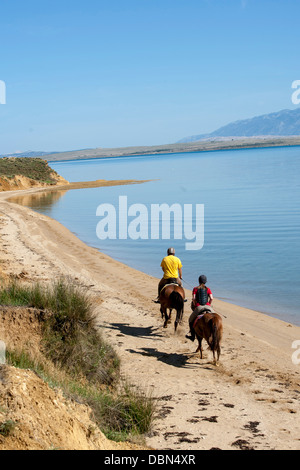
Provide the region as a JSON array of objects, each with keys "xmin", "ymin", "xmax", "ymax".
[{"xmin": 0, "ymin": 0, "xmax": 299, "ymax": 154}]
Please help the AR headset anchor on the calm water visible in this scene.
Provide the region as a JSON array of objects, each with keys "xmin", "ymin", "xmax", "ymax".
[{"xmin": 15, "ymin": 146, "xmax": 300, "ymax": 325}]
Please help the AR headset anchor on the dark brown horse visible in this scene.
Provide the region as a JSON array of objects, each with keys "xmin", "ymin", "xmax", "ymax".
[
  {"xmin": 194, "ymin": 312, "xmax": 223, "ymax": 365},
  {"xmin": 159, "ymin": 283, "xmax": 185, "ymax": 331}
]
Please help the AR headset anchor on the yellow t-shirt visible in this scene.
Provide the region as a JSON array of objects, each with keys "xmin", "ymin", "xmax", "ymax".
[{"xmin": 161, "ymin": 255, "xmax": 182, "ymax": 279}]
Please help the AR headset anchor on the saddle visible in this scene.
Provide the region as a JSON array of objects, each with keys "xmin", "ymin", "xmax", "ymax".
[
  {"xmin": 193, "ymin": 308, "xmax": 213, "ymax": 329},
  {"xmin": 165, "ymin": 278, "xmax": 178, "ymax": 286},
  {"xmin": 160, "ymin": 282, "xmax": 180, "ymax": 294}
]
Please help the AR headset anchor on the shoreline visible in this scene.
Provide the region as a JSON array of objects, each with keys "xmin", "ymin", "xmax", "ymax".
[
  {"xmin": 0, "ymin": 184, "xmax": 300, "ymax": 450},
  {"xmin": 7, "ymin": 179, "xmax": 299, "ymax": 328},
  {"xmin": 3, "ymin": 177, "xmax": 151, "ymax": 196}
]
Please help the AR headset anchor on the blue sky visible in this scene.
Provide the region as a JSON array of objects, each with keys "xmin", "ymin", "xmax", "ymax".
[{"xmin": 0, "ymin": 0, "xmax": 299, "ymax": 154}]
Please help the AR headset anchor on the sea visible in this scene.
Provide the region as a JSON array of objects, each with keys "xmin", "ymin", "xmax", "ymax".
[{"xmin": 14, "ymin": 146, "xmax": 300, "ymax": 325}]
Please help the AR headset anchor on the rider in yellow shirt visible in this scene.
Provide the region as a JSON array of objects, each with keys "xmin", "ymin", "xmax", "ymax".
[{"xmin": 157, "ymin": 247, "xmax": 183, "ymax": 297}]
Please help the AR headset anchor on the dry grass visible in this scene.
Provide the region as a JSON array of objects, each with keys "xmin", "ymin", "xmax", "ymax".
[{"xmin": 0, "ymin": 277, "xmax": 156, "ymax": 441}]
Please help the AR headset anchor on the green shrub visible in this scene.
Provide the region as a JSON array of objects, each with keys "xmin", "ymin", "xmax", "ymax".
[
  {"xmin": 1, "ymin": 278, "xmax": 156, "ymax": 441},
  {"xmin": 0, "ymin": 157, "xmax": 60, "ymax": 183},
  {"xmin": 0, "ymin": 420, "xmax": 17, "ymax": 437}
]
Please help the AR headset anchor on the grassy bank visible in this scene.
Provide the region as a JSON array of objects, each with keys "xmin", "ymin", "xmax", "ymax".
[
  {"xmin": 0, "ymin": 157, "xmax": 63, "ymax": 185},
  {"xmin": 0, "ymin": 278, "xmax": 156, "ymax": 442}
]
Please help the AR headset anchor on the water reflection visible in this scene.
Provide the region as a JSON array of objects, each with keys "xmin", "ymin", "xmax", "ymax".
[{"xmin": 9, "ymin": 189, "xmax": 68, "ymax": 213}]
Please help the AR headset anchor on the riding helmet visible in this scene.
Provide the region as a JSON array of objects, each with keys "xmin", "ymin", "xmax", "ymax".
[{"xmin": 199, "ymin": 274, "xmax": 207, "ymax": 284}]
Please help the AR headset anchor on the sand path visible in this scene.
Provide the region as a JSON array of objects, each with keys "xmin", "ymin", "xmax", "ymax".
[{"xmin": 0, "ymin": 188, "xmax": 299, "ymax": 450}]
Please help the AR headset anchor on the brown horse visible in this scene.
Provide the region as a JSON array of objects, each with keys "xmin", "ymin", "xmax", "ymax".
[
  {"xmin": 159, "ymin": 283, "xmax": 185, "ymax": 331},
  {"xmin": 194, "ymin": 312, "xmax": 223, "ymax": 365}
]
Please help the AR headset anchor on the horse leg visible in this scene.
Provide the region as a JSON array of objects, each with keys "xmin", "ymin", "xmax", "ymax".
[
  {"xmin": 217, "ymin": 344, "xmax": 221, "ymax": 362},
  {"xmin": 163, "ymin": 308, "xmax": 169, "ymax": 328},
  {"xmin": 211, "ymin": 338, "xmax": 221, "ymax": 365},
  {"xmin": 211, "ymin": 321, "xmax": 221, "ymax": 366},
  {"xmin": 160, "ymin": 303, "xmax": 169, "ymax": 328},
  {"xmin": 174, "ymin": 310, "xmax": 179, "ymax": 332},
  {"xmin": 174, "ymin": 307, "xmax": 183, "ymax": 332},
  {"xmin": 195, "ymin": 336, "xmax": 203, "ymax": 358},
  {"xmin": 212, "ymin": 348, "xmax": 216, "ymax": 365},
  {"xmin": 214, "ymin": 343, "xmax": 221, "ymax": 366},
  {"xmin": 160, "ymin": 306, "xmax": 164, "ymax": 320}
]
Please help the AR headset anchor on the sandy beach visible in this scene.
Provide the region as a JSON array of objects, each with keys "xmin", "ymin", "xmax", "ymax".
[{"xmin": 0, "ymin": 184, "xmax": 300, "ymax": 450}]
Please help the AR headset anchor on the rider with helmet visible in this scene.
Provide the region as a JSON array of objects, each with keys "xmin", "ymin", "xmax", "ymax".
[
  {"xmin": 186, "ymin": 274, "xmax": 215, "ymax": 342},
  {"xmin": 157, "ymin": 247, "xmax": 183, "ymax": 298}
]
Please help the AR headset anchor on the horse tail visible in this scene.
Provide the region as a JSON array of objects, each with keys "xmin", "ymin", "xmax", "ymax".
[
  {"xmin": 210, "ymin": 322, "xmax": 218, "ymax": 351},
  {"xmin": 170, "ymin": 291, "xmax": 184, "ymax": 328},
  {"xmin": 208, "ymin": 316, "xmax": 222, "ymax": 359}
]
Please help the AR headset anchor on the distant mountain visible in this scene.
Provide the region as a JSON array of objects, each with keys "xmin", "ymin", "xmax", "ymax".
[
  {"xmin": 0, "ymin": 149, "xmax": 95, "ymax": 159},
  {"xmin": 0, "ymin": 150, "xmax": 57, "ymax": 159},
  {"xmin": 2, "ymin": 109, "xmax": 300, "ymax": 160},
  {"xmin": 178, "ymin": 108, "xmax": 300, "ymax": 143}
]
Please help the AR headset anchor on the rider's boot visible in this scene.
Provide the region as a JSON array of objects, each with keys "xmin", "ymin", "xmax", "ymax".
[{"xmin": 185, "ymin": 324, "xmax": 195, "ymax": 341}]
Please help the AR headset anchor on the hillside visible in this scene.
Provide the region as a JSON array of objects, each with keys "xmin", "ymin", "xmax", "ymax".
[
  {"xmin": 0, "ymin": 157, "xmax": 68, "ymax": 191},
  {"xmin": 0, "ymin": 151, "xmax": 57, "ymax": 159},
  {"xmin": 0, "ymin": 268, "xmax": 153, "ymax": 451},
  {"xmin": 178, "ymin": 108, "xmax": 300, "ymax": 143},
  {"xmin": 0, "ymin": 305, "xmax": 148, "ymax": 451},
  {"xmin": 0, "ymin": 308, "xmax": 120, "ymax": 451},
  {"xmin": 0, "ymin": 364, "xmax": 129, "ymax": 451},
  {"xmin": 23, "ymin": 136, "xmax": 300, "ymax": 163}
]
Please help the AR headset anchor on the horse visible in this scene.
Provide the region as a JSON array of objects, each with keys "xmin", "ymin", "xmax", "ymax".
[
  {"xmin": 193, "ymin": 311, "xmax": 223, "ymax": 365},
  {"xmin": 159, "ymin": 283, "xmax": 185, "ymax": 332}
]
